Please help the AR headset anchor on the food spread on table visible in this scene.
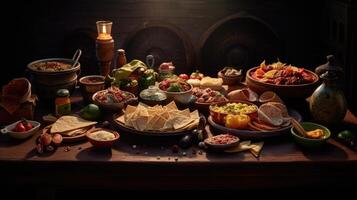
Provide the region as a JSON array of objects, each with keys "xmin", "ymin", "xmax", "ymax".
[{"xmin": 1, "ymin": 22, "xmax": 355, "ymax": 160}]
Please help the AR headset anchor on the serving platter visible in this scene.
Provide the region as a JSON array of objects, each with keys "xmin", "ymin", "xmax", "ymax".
[
  {"xmin": 112, "ymin": 113, "xmax": 197, "ymax": 137},
  {"xmin": 208, "ymin": 109, "xmax": 302, "ymax": 139}
]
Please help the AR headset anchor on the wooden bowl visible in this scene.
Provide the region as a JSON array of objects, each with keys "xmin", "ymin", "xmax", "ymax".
[
  {"xmin": 209, "ymin": 101, "xmax": 258, "ymax": 125},
  {"xmin": 217, "ymin": 71, "xmax": 243, "ymax": 86},
  {"xmin": 246, "ymin": 67, "xmax": 319, "ymax": 99}
]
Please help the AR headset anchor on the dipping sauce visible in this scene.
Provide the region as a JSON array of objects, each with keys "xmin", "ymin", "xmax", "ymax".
[
  {"xmin": 89, "ymin": 130, "xmax": 116, "ymax": 141},
  {"xmin": 205, "ymin": 134, "xmax": 239, "ymax": 145},
  {"xmin": 306, "ymin": 128, "xmax": 324, "ymax": 139}
]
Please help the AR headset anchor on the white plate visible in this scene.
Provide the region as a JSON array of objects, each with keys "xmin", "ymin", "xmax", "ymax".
[{"xmin": 1, "ymin": 120, "xmax": 41, "ymax": 139}]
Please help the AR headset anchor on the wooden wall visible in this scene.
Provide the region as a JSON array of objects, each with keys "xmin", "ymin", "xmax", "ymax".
[{"xmin": 5, "ymin": 0, "xmax": 356, "ymax": 109}]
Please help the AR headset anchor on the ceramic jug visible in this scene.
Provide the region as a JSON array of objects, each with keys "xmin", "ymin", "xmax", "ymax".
[{"xmin": 309, "ymin": 55, "xmax": 347, "ymax": 126}]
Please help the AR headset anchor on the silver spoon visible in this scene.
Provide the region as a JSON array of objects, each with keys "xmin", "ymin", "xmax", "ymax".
[{"xmin": 71, "ymin": 49, "xmax": 82, "ymax": 68}]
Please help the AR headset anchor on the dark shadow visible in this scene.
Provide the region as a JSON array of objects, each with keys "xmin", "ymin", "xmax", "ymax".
[
  {"xmin": 301, "ymin": 141, "xmax": 348, "ymax": 161},
  {"xmin": 205, "ymin": 148, "xmax": 248, "ymax": 161},
  {"xmin": 24, "ymin": 146, "xmax": 58, "ymax": 159},
  {"xmin": 0, "ymin": 134, "xmax": 34, "ymax": 147},
  {"xmin": 76, "ymin": 146, "xmax": 112, "ymax": 161}
]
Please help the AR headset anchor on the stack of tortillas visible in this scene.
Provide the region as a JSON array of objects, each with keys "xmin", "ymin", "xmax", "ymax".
[
  {"xmin": 50, "ymin": 115, "xmax": 97, "ymax": 137},
  {"xmin": 116, "ymin": 101, "xmax": 199, "ymax": 132}
]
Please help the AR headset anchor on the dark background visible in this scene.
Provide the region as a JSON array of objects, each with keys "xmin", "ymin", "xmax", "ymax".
[{"xmin": 3, "ymin": 0, "xmax": 357, "ymax": 111}]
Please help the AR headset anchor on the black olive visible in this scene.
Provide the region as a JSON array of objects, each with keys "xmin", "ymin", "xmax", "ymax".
[
  {"xmin": 198, "ymin": 141, "xmax": 207, "ymax": 149},
  {"xmin": 191, "ymin": 129, "xmax": 199, "ymax": 135},
  {"xmin": 337, "ymin": 130, "xmax": 357, "ymax": 150},
  {"xmin": 179, "ymin": 135, "xmax": 193, "ymax": 149}
]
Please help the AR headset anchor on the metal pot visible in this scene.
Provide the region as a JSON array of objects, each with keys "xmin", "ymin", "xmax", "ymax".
[{"xmin": 26, "ymin": 50, "xmax": 82, "ymax": 101}]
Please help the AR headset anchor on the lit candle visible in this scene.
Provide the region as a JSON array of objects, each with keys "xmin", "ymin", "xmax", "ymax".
[{"xmin": 96, "ymin": 21, "xmax": 113, "ymax": 40}]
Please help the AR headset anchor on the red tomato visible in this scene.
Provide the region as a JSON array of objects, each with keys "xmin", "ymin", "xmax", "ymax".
[
  {"xmin": 13, "ymin": 122, "xmax": 26, "ymax": 132},
  {"xmin": 23, "ymin": 120, "xmax": 33, "ymax": 131},
  {"xmin": 179, "ymin": 74, "xmax": 189, "ymax": 80}
]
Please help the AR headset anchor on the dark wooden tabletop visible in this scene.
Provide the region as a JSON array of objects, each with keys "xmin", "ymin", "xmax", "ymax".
[{"xmin": 0, "ymin": 88, "xmax": 357, "ymax": 192}]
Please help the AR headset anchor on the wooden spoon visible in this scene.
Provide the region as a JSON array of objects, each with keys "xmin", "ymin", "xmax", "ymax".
[{"xmin": 291, "ymin": 118, "xmax": 308, "ymax": 137}]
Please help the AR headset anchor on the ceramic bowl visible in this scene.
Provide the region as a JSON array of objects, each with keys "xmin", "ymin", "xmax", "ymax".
[
  {"xmin": 1, "ymin": 120, "xmax": 41, "ymax": 139},
  {"xmin": 217, "ymin": 70, "xmax": 243, "ymax": 86},
  {"xmin": 209, "ymin": 100, "xmax": 258, "ymax": 125},
  {"xmin": 246, "ymin": 67, "xmax": 319, "ymax": 99},
  {"xmin": 290, "ymin": 122, "xmax": 331, "ymax": 148},
  {"xmin": 79, "ymin": 75, "xmax": 105, "ymax": 103},
  {"xmin": 92, "ymin": 90, "xmax": 137, "ymax": 112},
  {"xmin": 159, "ymin": 84, "xmax": 193, "ymax": 105},
  {"xmin": 86, "ymin": 128, "xmax": 120, "ymax": 148}
]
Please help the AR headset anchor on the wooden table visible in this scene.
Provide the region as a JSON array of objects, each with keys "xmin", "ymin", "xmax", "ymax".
[{"xmin": 1, "ymin": 90, "xmax": 357, "ymax": 198}]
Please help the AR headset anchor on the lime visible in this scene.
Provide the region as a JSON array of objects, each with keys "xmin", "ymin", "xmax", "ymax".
[{"xmin": 80, "ymin": 104, "xmax": 101, "ymax": 121}]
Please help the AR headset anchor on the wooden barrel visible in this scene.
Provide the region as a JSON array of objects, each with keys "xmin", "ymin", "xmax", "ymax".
[
  {"xmin": 199, "ymin": 13, "xmax": 284, "ymax": 76},
  {"xmin": 123, "ymin": 22, "xmax": 195, "ymax": 74}
]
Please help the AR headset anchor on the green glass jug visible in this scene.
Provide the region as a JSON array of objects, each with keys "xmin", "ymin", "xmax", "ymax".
[{"xmin": 309, "ymin": 55, "xmax": 347, "ymax": 126}]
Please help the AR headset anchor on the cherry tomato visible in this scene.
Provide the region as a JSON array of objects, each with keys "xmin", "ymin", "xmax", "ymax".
[
  {"xmin": 22, "ymin": 120, "xmax": 33, "ymax": 131},
  {"xmin": 13, "ymin": 122, "xmax": 26, "ymax": 132}
]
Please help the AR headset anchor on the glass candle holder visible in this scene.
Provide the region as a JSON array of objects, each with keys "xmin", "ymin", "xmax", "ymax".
[{"xmin": 96, "ymin": 21, "xmax": 113, "ymax": 40}]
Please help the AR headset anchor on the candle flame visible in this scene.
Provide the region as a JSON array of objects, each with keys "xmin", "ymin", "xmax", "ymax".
[{"xmin": 102, "ymin": 25, "xmax": 107, "ymax": 34}]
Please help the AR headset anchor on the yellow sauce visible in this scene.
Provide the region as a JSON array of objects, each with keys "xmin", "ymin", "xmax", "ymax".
[{"xmin": 306, "ymin": 129, "xmax": 324, "ymax": 139}]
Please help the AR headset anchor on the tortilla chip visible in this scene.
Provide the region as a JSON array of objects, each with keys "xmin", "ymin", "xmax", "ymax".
[
  {"xmin": 225, "ymin": 141, "xmax": 252, "ymax": 153},
  {"xmin": 125, "ymin": 105, "xmax": 137, "ymax": 115},
  {"xmin": 249, "ymin": 142, "xmax": 264, "ymax": 157},
  {"xmin": 116, "ymin": 115, "xmax": 125, "ymax": 124},
  {"xmin": 152, "ymin": 115, "xmax": 167, "ymax": 130},
  {"xmin": 165, "ymin": 101, "xmax": 178, "ymax": 111},
  {"xmin": 135, "ymin": 109, "xmax": 149, "ymax": 131},
  {"xmin": 50, "ymin": 115, "xmax": 97, "ymax": 133}
]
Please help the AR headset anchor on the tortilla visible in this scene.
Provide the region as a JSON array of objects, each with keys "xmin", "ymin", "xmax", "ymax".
[
  {"xmin": 267, "ymin": 102, "xmax": 289, "ymax": 117},
  {"xmin": 61, "ymin": 126, "xmax": 92, "ymax": 137},
  {"xmin": 258, "ymin": 103, "xmax": 284, "ymax": 126},
  {"xmin": 50, "ymin": 115, "xmax": 97, "ymax": 133}
]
